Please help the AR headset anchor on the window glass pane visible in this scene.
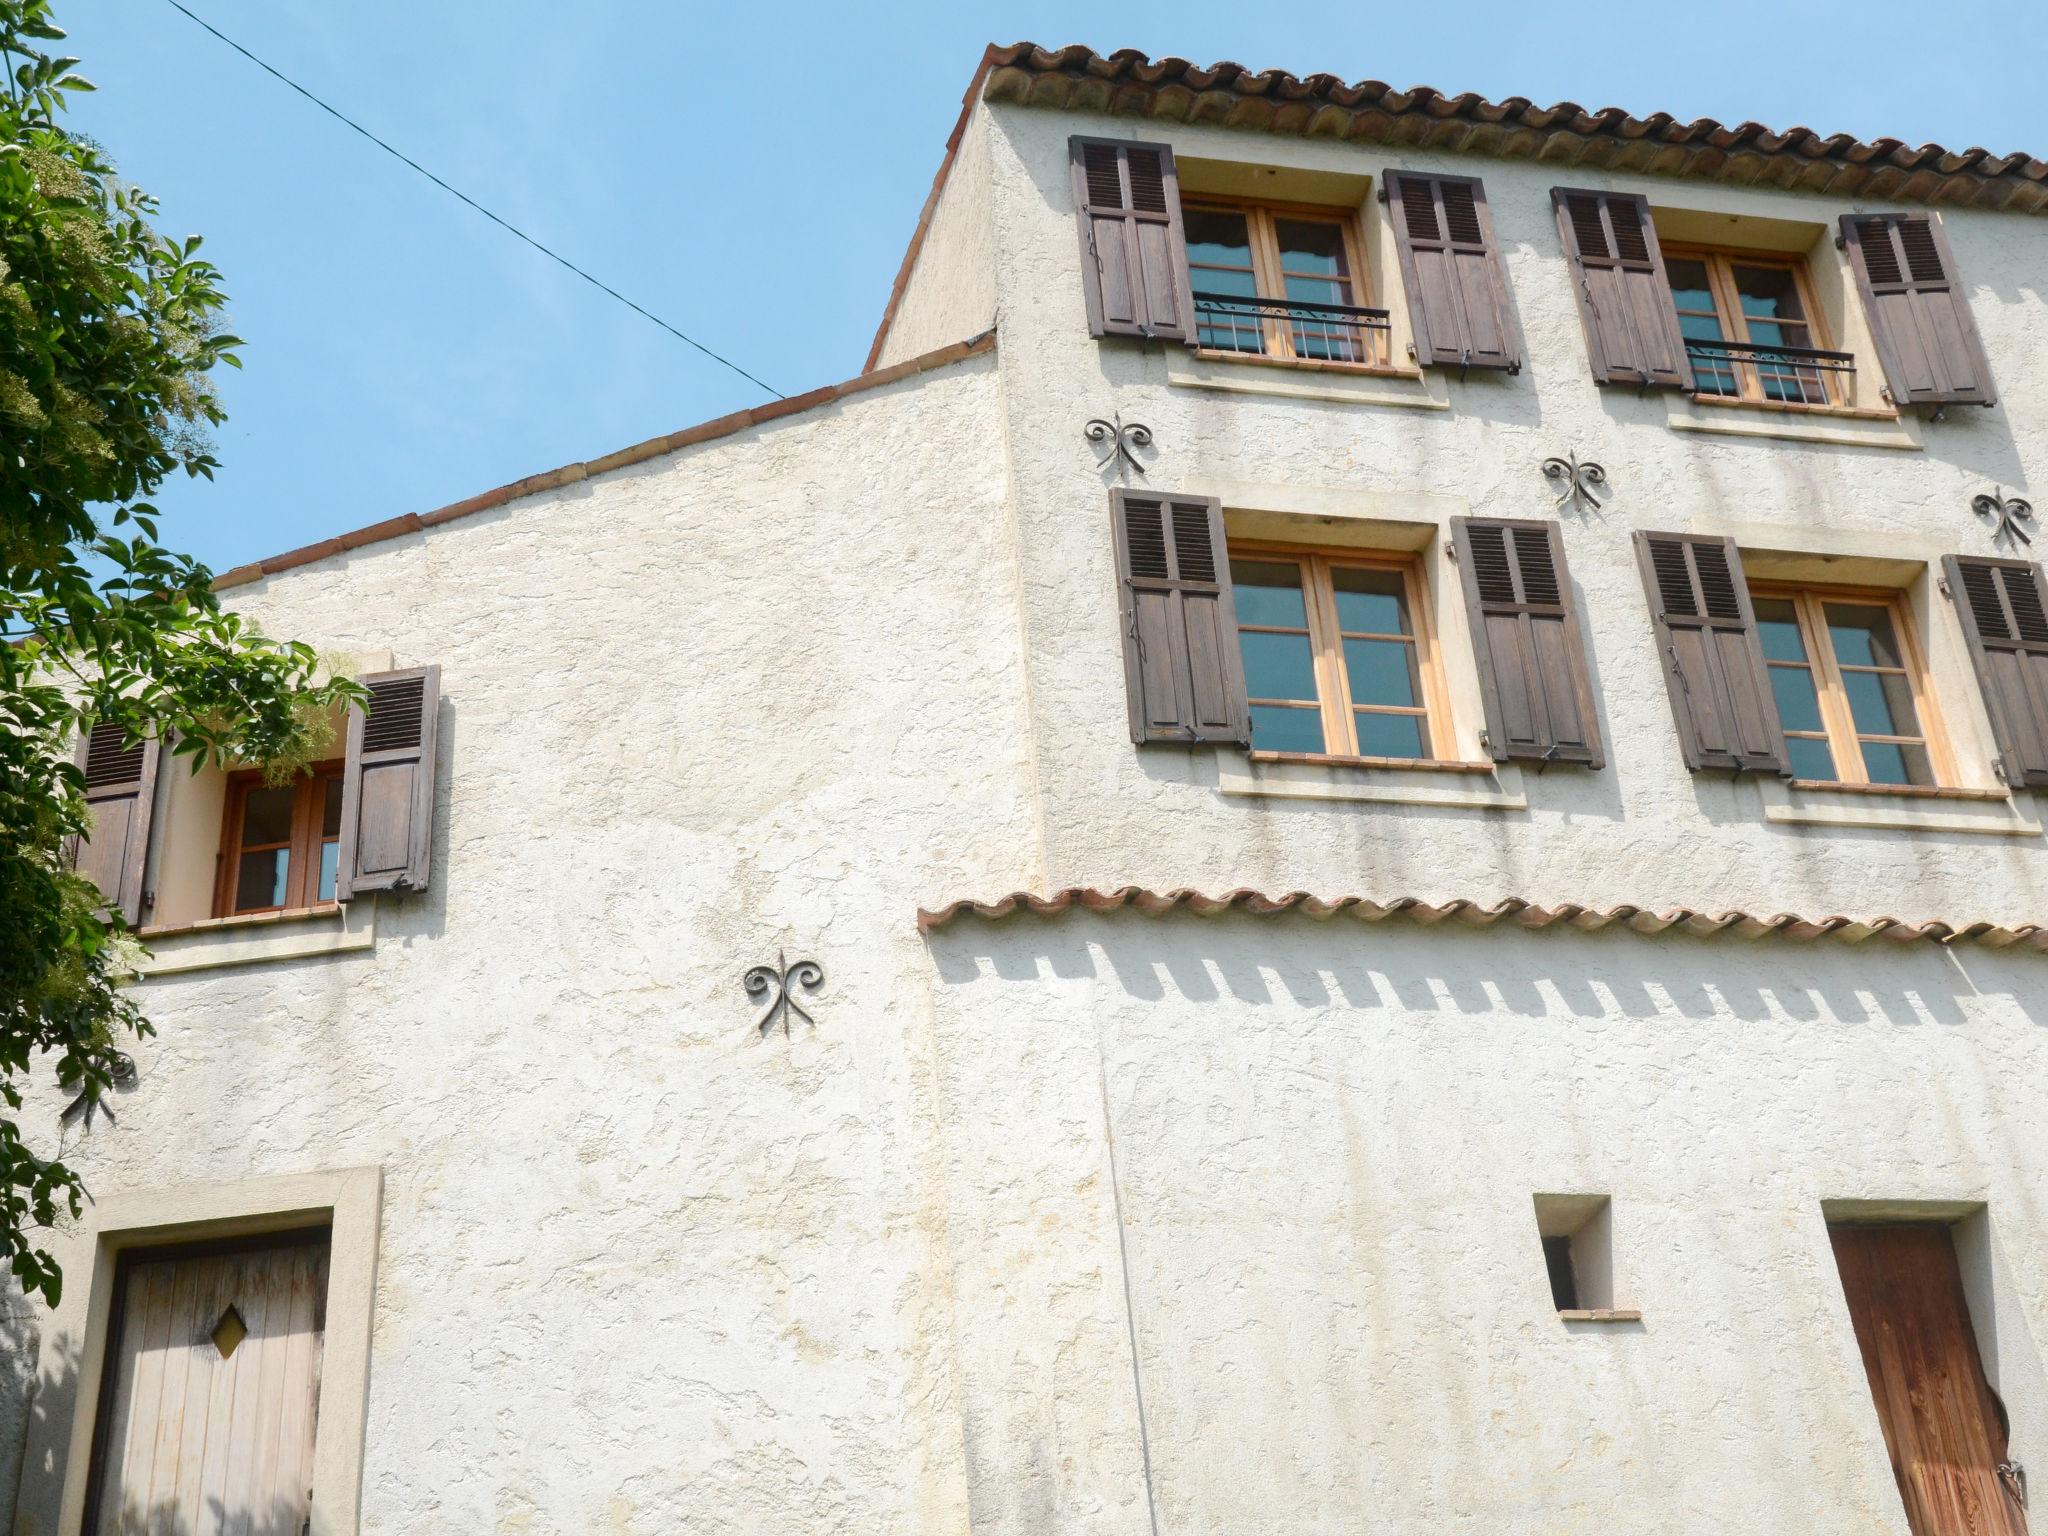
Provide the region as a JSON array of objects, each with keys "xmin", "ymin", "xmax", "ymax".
[
  {"xmin": 1343, "ymin": 639, "xmax": 1420, "ymax": 708},
  {"xmin": 1249, "ymin": 704, "xmax": 1328, "ymax": 753},
  {"xmin": 1786, "ymin": 735, "xmax": 1838, "ymax": 780},
  {"xmin": 1275, "ymin": 219, "xmax": 1348, "ymax": 279},
  {"xmin": 1825, "ymin": 604, "xmax": 1906, "ymax": 669},
  {"xmin": 239, "ymin": 784, "xmax": 295, "ymax": 847},
  {"xmin": 322, "ymin": 775, "xmax": 344, "ymax": 838},
  {"xmin": 1329, "ymin": 567, "xmax": 1409, "ymax": 634},
  {"xmin": 1731, "ymin": 264, "xmax": 1807, "ymax": 334},
  {"xmin": 1229, "ymin": 560, "xmax": 1309, "ymax": 629},
  {"xmin": 318, "ymin": 841, "xmax": 340, "ymax": 903},
  {"xmin": 1768, "ymin": 665, "xmax": 1826, "ymax": 733},
  {"xmin": 1356, "ymin": 711, "xmax": 1427, "ymax": 759},
  {"xmin": 1666, "ymin": 260, "xmax": 1720, "ymax": 320},
  {"xmin": 1753, "ymin": 597, "xmax": 1806, "ymax": 661},
  {"xmin": 1238, "ymin": 631, "xmax": 1318, "ymax": 702},
  {"xmin": 1184, "ymin": 209, "xmax": 1254, "ymax": 271},
  {"xmin": 1842, "ymin": 668, "xmax": 1923, "ymax": 739},
  {"xmin": 1861, "ymin": 740, "xmax": 1933, "ymax": 787},
  {"xmin": 235, "ymin": 848, "xmax": 289, "ymax": 911}
]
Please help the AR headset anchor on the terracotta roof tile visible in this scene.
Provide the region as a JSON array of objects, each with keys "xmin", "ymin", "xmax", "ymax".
[
  {"xmin": 916, "ymin": 886, "xmax": 2048, "ymax": 952},
  {"xmin": 979, "ymin": 42, "xmax": 2048, "ymax": 213}
]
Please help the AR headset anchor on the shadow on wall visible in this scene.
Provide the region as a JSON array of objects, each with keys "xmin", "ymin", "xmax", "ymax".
[
  {"xmin": 0, "ymin": 1295, "xmax": 36, "ymax": 1531},
  {"xmin": 927, "ymin": 907, "xmax": 2042, "ymax": 1033}
]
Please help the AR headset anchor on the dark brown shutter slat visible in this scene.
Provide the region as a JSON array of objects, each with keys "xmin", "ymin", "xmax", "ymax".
[
  {"xmin": 1943, "ymin": 554, "xmax": 2048, "ymax": 786},
  {"xmin": 1110, "ymin": 490, "xmax": 1249, "ymax": 746},
  {"xmin": 1384, "ymin": 171, "xmax": 1521, "ymax": 373},
  {"xmin": 1069, "ymin": 137, "xmax": 1194, "ymax": 342},
  {"xmin": 1634, "ymin": 532, "xmax": 1786, "ymax": 773},
  {"xmin": 1552, "ymin": 188, "xmax": 1692, "ymax": 389},
  {"xmin": 1452, "ymin": 517, "xmax": 1603, "ymax": 766},
  {"xmin": 1840, "ymin": 214, "xmax": 1995, "ymax": 407},
  {"xmin": 71, "ymin": 722, "xmax": 160, "ymax": 926},
  {"xmin": 337, "ymin": 665, "xmax": 440, "ymax": 898}
]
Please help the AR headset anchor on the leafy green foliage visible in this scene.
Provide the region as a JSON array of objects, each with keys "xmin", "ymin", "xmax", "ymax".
[{"xmin": 0, "ymin": 0, "xmax": 362, "ymax": 1305}]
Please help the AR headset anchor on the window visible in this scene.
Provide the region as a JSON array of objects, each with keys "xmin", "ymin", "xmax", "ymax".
[
  {"xmin": 1229, "ymin": 546, "xmax": 1449, "ymax": 760},
  {"xmin": 1663, "ymin": 246, "xmax": 1847, "ymax": 406},
  {"xmin": 216, "ymin": 764, "xmax": 344, "ymax": 916},
  {"xmin": 1183, "ymin": 200, "xmax": 1389, "ymax": 368},
  {"xmin": 1751, "ymin": 587, "xmax": 1950, "ymax": 787}
]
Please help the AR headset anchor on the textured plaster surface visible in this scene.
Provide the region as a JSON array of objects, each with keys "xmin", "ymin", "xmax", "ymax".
[
  {"xmin": 925, "ymin": 912, "xmax": 2048, "ymax": 1536},
  {"xmin": 981, "ymin": 100, "xmax": 2048, "ymax": 927},
  {"xmin": 11, "ymin": 87, "xmax": 2048, "ymax": 1535},
  {"xmin": 876, "ymin": 104, "xmax": 997, "ymax": 370},
  {"xmin": 16, "ymin": 358, "xmax": 1024, "ymax": 1534}
]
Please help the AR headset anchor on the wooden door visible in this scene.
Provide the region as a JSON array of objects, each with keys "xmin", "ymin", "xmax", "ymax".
[
  {"xmin": 87, "ymin": 1232, "xmax": 330, "ymax": 1536},
  {"xmin": 1830, "ymin": 1223, "xmax": 2027, "ymax": 1536}
]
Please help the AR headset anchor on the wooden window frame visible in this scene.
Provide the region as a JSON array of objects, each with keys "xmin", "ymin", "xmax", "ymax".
[
  {"xmin": 1230, "ymin": 541, "xmax": 1456, "ymax": 764},
  {"xmin": 213, "ymin": 762, "xmax": 344, "ymax": 918},
  {"xmin": 1662, "ymin": 243, "xmax": 1843, "ymax": 409},
  {"xmin": 1749, "ymin": 581, "xmax": 1956, "ymax": 789},
  {"xmin": 1183, "ymin": 196, "xmax": 1391, "ymax": 372}
]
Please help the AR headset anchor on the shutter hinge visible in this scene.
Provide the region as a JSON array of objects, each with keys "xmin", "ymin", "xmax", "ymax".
[
  {"xmin": 1994, "ymin": 759, "xmax": 2011, "ymax": 787},
  {"xmin": 1833, "ymin": 234, "xmax": 1847, "ymax": 251},
  {"xmin": 1375, "ymin": 185, "xmax": 1388, "ymax": 204},
  {"xmin": 1938, "ymin": 575, "xmax": 1953, "ymax": 601}
]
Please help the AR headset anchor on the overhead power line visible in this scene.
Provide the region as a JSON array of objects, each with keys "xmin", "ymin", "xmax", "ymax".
[{"xmin": 158, "ymin": 0, "xmax": 784, "ymax": 400}]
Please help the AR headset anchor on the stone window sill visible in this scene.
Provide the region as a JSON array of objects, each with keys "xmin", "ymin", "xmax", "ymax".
[
  {"xmin": 135, "ymin": 898, "xmax": 377, "ymax": 977},
  {"xmin": 1662, "ymin": 391, "xmax": 1919, "ymax": 450},
  {"xmin": 1789, "ymin": 779, "xmax": 2010, "ymax": 802},
  {"xmin": 1687, "ymin": 392, "xmax": 1898, "ymax": 423},
  {"xmin": 1192, "ymin": 348, "xmax": 1421, "ymax": 382},
  {"xmin": 1755, "ymin": 776, "xmax": 2038, "ymax": 836},
  {"xmin": 1165, "ymin": 346, "xmax": 1447, "ymax": 411},
  {"xmin": 1559, "ymin": 1309, "xmax": 1642, "ymax": 1324},
  {"xmin": 1216, "ymin": 751, "xmax": 1525, "ymax": 809}
]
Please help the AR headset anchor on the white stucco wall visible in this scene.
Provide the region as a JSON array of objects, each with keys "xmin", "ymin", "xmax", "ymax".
[
  {"xmin": 13, "ymin": 81, "xmax": 2048, "ymax": 1536},
  {"xmin": 15, "ymin": 355, "xmax": 1037, "ymax": 1534},
  {"xmin": 874, "ymin": 104, "xmax": 997, "ymax": 370},
  {"xmin": 924, "ymin": 911, "xmax": 2048, "ymax": 1536},
  {"xmin": 978, "ymin": 98, "xmax": 2048, "ymax": 926}
]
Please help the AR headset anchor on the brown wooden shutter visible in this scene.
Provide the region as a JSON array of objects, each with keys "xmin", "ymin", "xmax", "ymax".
[
  {"xmin": 1829, "ymin": 1224, "xmax": 2027, "ymax": 1536},
  {"xmin": 1384, "ymin": 172, "xmax": 1521, "ymax": 373},
  {"xmin": 337, "ymin": 665, "xmax": 440, "ymax": 899},
  {"xmin": 1110, "ymin": 490, "xmax": 1249, "ymax": 746},
  {"xmin": 1840, "ymin": 214, "xmax": 1995, "ymax": 408},
  {"xmin": 1634, "ymin": 532, "xmax": 1787, "ymax": 773},
  {"xmin": 1069, "ymin": 137, "xmax": 1194, "ymax": 342},
  {"xmin": 1452, "ymin": 518, "xmax": 1603, "ymax": 766},
  {"xmin": 70, "ymin": 722, "xmax": 160, "ymax": 926},
  {"xmin": 1552, "ymin": 188, "xmax": 1693, "ymax": 389},
  {"xmin": 1943, "ymin": 554, "xmax": 2048, "ymax": 787}
]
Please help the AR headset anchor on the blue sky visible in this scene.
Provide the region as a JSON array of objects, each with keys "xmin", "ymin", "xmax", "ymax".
[{"xmin": 68, "ymin": 0, "xmax": 2048, "ymax": 572}]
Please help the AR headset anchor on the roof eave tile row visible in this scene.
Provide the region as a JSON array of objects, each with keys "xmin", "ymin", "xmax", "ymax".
[
  {"xmin": 916, "ymin": 885, "xmax": 2048, "ymax": 952},
  {"xmin": 982, "ymin": 42, "xmax": 2048, "ymax": 213}
]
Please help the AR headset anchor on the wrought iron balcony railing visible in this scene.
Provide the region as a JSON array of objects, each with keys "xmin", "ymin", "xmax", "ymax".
[
  {"xmin": 1684, "ymin": 337, "xmax": 1855, "ymax": 406},
  {"xmin": 1193, "ymin": 290, "xmax": 1393, "ymax": 367}
]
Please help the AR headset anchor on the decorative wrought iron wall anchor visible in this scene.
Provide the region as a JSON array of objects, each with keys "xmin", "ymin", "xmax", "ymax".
[
  {"xmin": 1542, "ymin": 452, "xmax": 1608, "ymax": 513},
  {"xmin": 1085, "ymin": 413, "xmax": 1153, "ymax": 481},
  {"xmin": 59, "ymin": 1051, "xmax": 137, "ymax": 1130},
  {"xmin": 1974, "ymin": 488, "xmax": 2034, "ymax": 548},
  {"xmin": 744, "ymin": 952, "xmax": 824, "ymax": 1036}
]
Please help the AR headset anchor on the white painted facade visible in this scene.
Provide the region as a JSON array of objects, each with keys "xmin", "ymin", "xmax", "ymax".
[{"xmin": 10, "ymin": 58, "xmax": 2048, "ymax": 1536}]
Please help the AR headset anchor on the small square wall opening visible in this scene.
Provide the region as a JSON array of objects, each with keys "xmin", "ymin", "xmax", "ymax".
[{"xmin": 1534, "ymin": 1193, "xmax": 1626, "ymax": 1317}]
